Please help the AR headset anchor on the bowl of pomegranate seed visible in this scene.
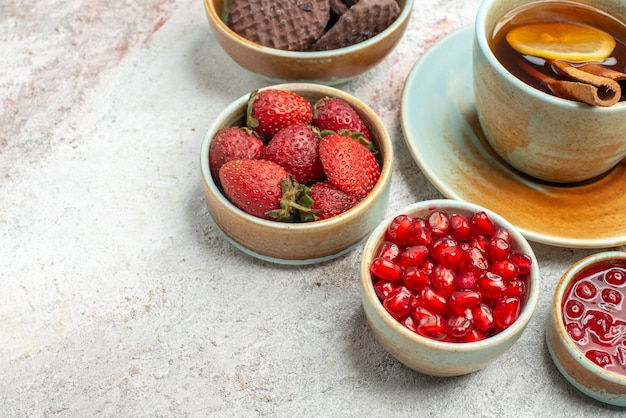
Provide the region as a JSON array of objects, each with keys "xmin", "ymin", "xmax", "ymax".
[
  {"xmin": 360, "ymin": 199, "xmax": 540, "ymax": 376},
  {"xmin": 546, "ymin": 251, "xmax": 626, "ymax": 406},
  {"xmin": 200, "ymin": 83, "xmax": 393, "ymax": 264},
  {"xmin": 203, "ymin": 0, "xmax": 414, "ymax": 85}
]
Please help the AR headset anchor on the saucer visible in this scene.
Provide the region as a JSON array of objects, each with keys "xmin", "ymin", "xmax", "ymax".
[{"xmin": 401, "ymin": 26, "xmax": 626, "ymax": 248}]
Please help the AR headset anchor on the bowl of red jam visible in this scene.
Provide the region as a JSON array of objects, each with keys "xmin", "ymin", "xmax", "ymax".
[
  {"xmin": 547, "ymin": 251, "xmax": 626, "ymax": 406},
  {"xmin": 360, "ymin": 199, "xmax": 540, "ymax": 376}
]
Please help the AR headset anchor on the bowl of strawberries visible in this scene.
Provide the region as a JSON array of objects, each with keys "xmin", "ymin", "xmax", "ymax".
[
  {"xmin": 200, "ymin": 83, "xmax": 393, "ymax": 264},
  {"xmin": 360, "ymin": 199, "xmax": 540, "ymax": 376}
]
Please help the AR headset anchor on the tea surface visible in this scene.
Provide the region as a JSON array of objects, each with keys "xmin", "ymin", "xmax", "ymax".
[{"xmin": 491, "ymin": 0, "xmax": 626, "ymax": 101}]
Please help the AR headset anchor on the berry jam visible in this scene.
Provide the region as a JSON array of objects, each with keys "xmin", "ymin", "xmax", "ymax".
[{"xmin": 561, "ymin": 262, "xmax": 626, "ymax": 375}]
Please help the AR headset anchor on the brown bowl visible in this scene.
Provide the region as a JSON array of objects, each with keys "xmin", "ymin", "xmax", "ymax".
[
  {"xmin": 546, "ymin": 251, "xmax": 626, "ymax": 406},
  {"xmin": 200, "ymin": 83, "xmax": 393, "ymax": 264},
  {"xmin": 203, "ymin": 0, "xmax": 414, "ymax": 85}
]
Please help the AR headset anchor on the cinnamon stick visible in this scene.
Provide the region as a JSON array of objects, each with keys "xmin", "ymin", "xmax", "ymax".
[
  {"xmin": 518, "ymin": 59, "xmax": 621, "ymax": 107},
  {"xmin": 578, "ymin": 63, "xmax": 626, "ymax": 81},
  {"xmin": 548, "ymin": 59, "xmax": 621, "ymax": 107}
]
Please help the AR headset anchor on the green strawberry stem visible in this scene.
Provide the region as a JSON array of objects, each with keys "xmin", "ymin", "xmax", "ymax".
[
  {"xmin": 319, "ymin": 129, "xmax": 377, "ymax": 154},
  {"xmin": 246, "ymin": 90, "xmax": 260, "ymax": 131},
  {"xmin": 266, "ymin": 176, "xmax": 321, "ymax": 222}
]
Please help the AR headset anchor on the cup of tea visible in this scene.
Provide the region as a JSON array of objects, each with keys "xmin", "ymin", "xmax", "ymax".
[{"xmin": 473, "ymin": 0, "xmax": 626, "ymax": 183}]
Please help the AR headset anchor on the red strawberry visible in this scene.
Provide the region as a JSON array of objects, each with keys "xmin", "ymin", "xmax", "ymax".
[
  {"xmin": 209, "ymin": 127, "xmax": 265, "ymax": 179},
  {"xmin": 219, "ymin": 159, "xmax": 289, "ymax": 219},
  {"xmin": 313, "ymin": 97, "xmax": 372, "ymax": 142},
  {"xmin": 247, "ymin": 89, "xmax": 313, "ymax": 140},
  {"xmin": 219, "ymin": 159, "xmax": 315, "ymax": 222},
  {"xmin": 318, "ymin": 132, "xmax": 381, "ymax": 199},
  {"xmin": 262, "ymin": 123, "xmax": 325, "ymax": 185},
  {"xmin": 310, "ymin": 181, "xmax": 359, "ymax": 220}
]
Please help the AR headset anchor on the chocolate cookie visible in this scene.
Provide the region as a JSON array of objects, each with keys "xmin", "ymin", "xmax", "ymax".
[
  {"xmin": 228, "ymin": 0, "xmax": 331, "ymax": 51},
  {"xmin": 312, "ymin": 0, "xmax": 400, "ymax": 51},
  {"xmin": 329, "ymin": 0, "xmax": 349, "ymax": 16}
]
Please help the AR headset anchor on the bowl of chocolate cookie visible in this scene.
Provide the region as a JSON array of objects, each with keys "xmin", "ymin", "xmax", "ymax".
[{"xmin": 204, "ymin": 0, "xmax": 414, "ymax": 85}]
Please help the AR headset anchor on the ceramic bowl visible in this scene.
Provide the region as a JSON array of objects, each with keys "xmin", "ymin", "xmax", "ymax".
[
  {"xmin": 203, "ymin": 0, "xmax": 414, "ymax": 85},
  {"xmin": 200, "ymin": 83, "xmax": 393, "ymax": 264},
  {"xmin": 546, "ymin": 251, "xmax": 626, "ymax": 406},
  {"xmin": 360, "ymin": 199, "xmax": 540, "ymax": 376}
]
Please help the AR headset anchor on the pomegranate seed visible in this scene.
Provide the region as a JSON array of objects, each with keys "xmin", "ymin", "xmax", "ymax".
[
  {"xmin": 430, "ymin": 237, "xmax": 458, "ymax": 262},
  {"xmin": 491, "ymin": 259, "xmax": 520, "ymax": 281},
  {"xmin": 470, "ymin": 235, "xmax": 489, "ymax": 254},
  {"xmin": 506, "ymin": 279, "xmax": 526, "ymax": 298},
  {"xmin": 410, "ymin": 293, "xmax": 421, "ymax": 309},
  {"xmin": 566, "ymin": 323, "xmax": 585, "ymax": 341},
  {"xmin": 448, "ymin": 310, "xmax": 474, "ymax": 338},
  {"xmin": 510, "ymin": 251, "xmax": 533, "ymax": 275},
  {"xmin": 494, "ymin": 296, "xmax": 521, "ymax": 328},
  {"xmin": 386, "ymin": 214, "xmax": 414, "ymax": 246},
  {"xmin": 564, "ymin": 299, "xmax": 585, "ymax": 319},
  {"xmin": 404, "ymin": 315, "xmax": 418, "ymax": 333},
  {"xmin": 605, "ymin": 268, "xmax": 626, "ymax": 286},
  {"xmin": 409, "ymin": 226, "xmax": 432, "ymax": 247},
  {"xmin": 413, "ymin": 217, "xmax": 427, "ymax": 228},
  {"xmin": 574, "ymin": 280, "xmax": 597, "ymax": 300},
  {"xmin": 460, "ymin": 328, "xmax": 487, "ymax": 342},
  {"xmin": 370, "ymin": 257, "xmax": 404, "ymax": 281},
  {"xmin": 427, "ymin": 211, "xmax": 450, "ymax": 237},
  {"xmin": 583, "ymin": 310, "xmax": 614, "ymax": 341},
  {"xmin": 431, "ymin": 265, "xmax": 457, "ymax": 296},
  {"xmin": 464, "ymin": 247, "xmax": 489, "ymax": 274},
  {"xmin": 477, "ymin": 272, "xmax": 508, "ymax": 299},
  {"xmin": 493, "ymin": 227, "xmax": 512, "ymax": 245},
  {"xmin": 586, "ymin": 349, "xmax": 613, "ymax": 368},
  {"xmin": 373, "ymin": 280, "xmax": 397, "ymax": 301},
  {"xmin": 420, "ymin": 287, "xmax": 448, "ymax": 314},
  {"xmin": 410, "ymin": 305, "xmax": 435, "ymax": 323},
  {"xmin": 449, "ymin": 213, "xmax": 472, "ymax": 241},
  {"xmin": 488, "ymin": 237, "xmax": 510, "ymax": 262},
  {"xmin": 472, "ymin": 303, "xmax": 495, "ymax": 332},
  {"xmin": 416, "ymin": 314, "xmax": 447, "ymax": 340},
  {"xmin": 377, "ymin": 241, "xmax": 401, "ymax": 262},
  {"xmin": 403, "ymin": 267, "xmax": 431, "ymax": 291},
  {"xmin": 439, "ymin": 246, "xmax": 465, "ymax": 269},
  {"xmin": 601, "ymin": 288, "xmax": 622, "ymax": 305},
  {"xmin": 399, "ymin": 245, "xmax": 429, "ymax": 268},
  {"xmin": 419, "ymin": 258, "xmax": 436, "ymax": 276},
  {"xmin": 383, "ymin": 286, "xmax": 413, "ymax": 319},
  {"xmin": 450, "ymin": 290, "xmax": 482, "ymax": 314},
  {"xmin": 456, "ymin": 271, "xmax": 478, "ymax": 290},
  {"xmin": 471, "ymin": 211, "xmax": 496, "ymax": 236}
]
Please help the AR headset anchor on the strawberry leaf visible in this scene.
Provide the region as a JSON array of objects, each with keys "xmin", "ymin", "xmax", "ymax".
[
  {"xmin": 320, "ymin": 129, "xmax": 377, "ymax": 154},
  {"xmin": 266, "ymin": 176, "xmax": 321, "ymax": 222},
  {"xmin": 338, "ymin": 129, "xmax": 377, "ymax": 154},
  {"xmin": 246, "ymin": 90, "xmax": 260, "ymax": 130}
]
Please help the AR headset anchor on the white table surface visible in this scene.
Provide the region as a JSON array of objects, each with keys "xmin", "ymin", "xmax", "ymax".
[{"xmin": 2, "ymin": 0, "xmax": 625, "ymax": 416}]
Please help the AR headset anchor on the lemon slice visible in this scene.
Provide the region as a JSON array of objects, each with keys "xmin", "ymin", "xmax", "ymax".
[{"xmin": 506, "ymin": 22, "xmax": 616, "ymax": 61}]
